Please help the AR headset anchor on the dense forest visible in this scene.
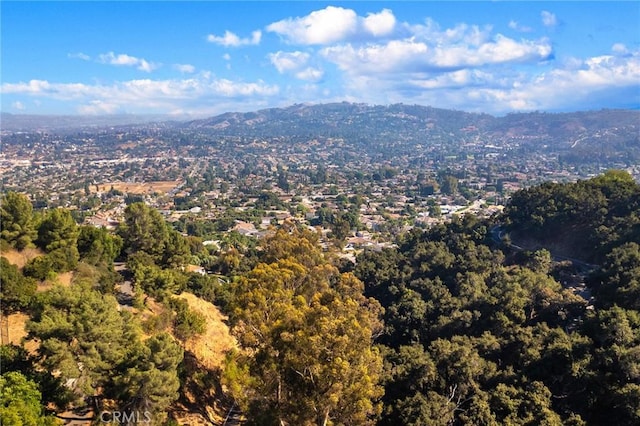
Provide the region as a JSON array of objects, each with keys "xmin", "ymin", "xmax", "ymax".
[{"xmin": 1, "ymin": 171, "xmax": 639, "ymax": 425}]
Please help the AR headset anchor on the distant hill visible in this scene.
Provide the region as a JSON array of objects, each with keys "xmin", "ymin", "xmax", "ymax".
[
  {"xmin": 184, "ymin": 103, "xmax": 639, "ymax": 162},
  {"xmin": 0, "ymin": 112, "xmax": 175, "ymax": 131},
  {"xmin": 184, "ymin": 102, "xmax": 495, "ymax": 139},
  {"xmin": 3, "ymin": 103, "xmax": 639, "ymax": 163}
]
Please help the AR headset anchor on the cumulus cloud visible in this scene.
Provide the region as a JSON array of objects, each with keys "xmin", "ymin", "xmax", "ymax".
[
  {"xmin": 612, "ymin": 43, "xmax": 629, "ymax": 55},
  {"xmin": 451, "ymin": 50, "xmax": 640, "ymax": 112},
  {"xmin": 207, "ymin": 30, "xmax": 262, "ymax": 47},
  {"xmin": 268, "ymin": 51, "xmax": 323, "ymax": 82},
  {"xmin": 321, "ymin": 35, "xmax": 552, "ymax": 74},
  {"xmin": 78, "ymin": 100, "xmax": 120, "ymax": 115},
  {"xmin": 363, "ymin": 9, "xmax": 396, "ymax": 36},
  {"xmin": 174, "ymin": 64, "xmax": 196, "ymax": 73},
  {"xmin": 267, "ymin": 6, "xmax": 358, "ymax": 45},
  {"xmin": 1, "ymin": 75, "xmax": 279, "ymax": 115},
  {"xmin": 321, "ymin": 40, "xmax": 428, "ymax": 73},
  {"xmin": 406, "ymin": 19, "xmax": 493, "ymax": 46},
  {"xmin": 295, "ymin": 67, "xmax": 324, "ymax": 82},
  {"xmin": 541, "ymin": 11, "xmax": 557, "ymax": 28},
  {"xmin": 98, "ymin": 52, "xmax": 159, "ymax": 72},
  {"xmin": 497, "ymin": 51, "xmax": 640, "ymax": 111},
  {"xmin": 508, "ymin": 20, "xmax": 532, "ymax": 33},
  {"xmin": 268, "ymin": 51, "xmax": 310, "ymax": 73},
  {"xmin": 266, "ymin": 6, "xmax": 399, "ymax": 45}
]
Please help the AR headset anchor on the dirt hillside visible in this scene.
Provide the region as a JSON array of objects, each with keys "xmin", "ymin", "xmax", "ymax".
[
  {"xmin": 1, "ymin": 247, "xmax": 43, "ymax": 268},
  {"xmin": 176, "ymin": 292, "xmax": 237, "ymax": 370}
]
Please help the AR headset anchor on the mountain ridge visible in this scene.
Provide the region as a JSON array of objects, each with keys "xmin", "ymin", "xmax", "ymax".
[{"xmin": 3, "ymin": 103, "xmax": 638, "ymax": 163}]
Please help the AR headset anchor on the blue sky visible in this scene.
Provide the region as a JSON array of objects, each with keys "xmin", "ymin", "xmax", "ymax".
[{"xmin": 2, "ymin": 1, "xmax": 639, "ymax": 116}]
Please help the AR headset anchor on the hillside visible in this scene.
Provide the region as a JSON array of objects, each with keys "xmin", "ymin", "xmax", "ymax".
[
  {"xmin": 183, "ymin": 103, "xmax": 640, "ymax": 162},
  {"xmin": 502, "ymin": 170, "xmax": 640, "ymax": 263},
  {"xmin": 4, "ymin": 103, "xmax": 638, "ymax": 165}
]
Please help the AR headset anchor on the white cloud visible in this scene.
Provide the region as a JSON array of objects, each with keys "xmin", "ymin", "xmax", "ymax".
[
  {"xmin": 207, "ymin": 30, "xmax": 262, "ymax": 47},
  {"xmin": 2, "ymin": 79, "xmax": 81, "ymax": 98},
  {"xmin": 174, "ymin": 64, "xmax": 196, "ymax": 73},
  {"xmin": 68, "ymin": 52, "xmax": 91, "ymax": 61},
  {"xmin": 267, "ymin": 6, "xmax": 358, "ymax": 45},
  {"xmin": 295, "ymin": 67, "xmax": 324, "ymax": 82},
  {"xmin": 321, "ymin": 35, "xmax": 552, "ymax": 74},
  {"xmin": 541, "ymin": 11, "xmax": 557, "ymax": 28},
  {"xmin": 268, "ymin": 51, "xmax": 323, "ymax": 82},
  {"xmin": 1, "ymin": 75, "xmax": 280, "ymax": 115},
  {"xmin": 321, "ymin": 40, "xmax": 428, "ymax": 73},
  {"xmin": 12, "ymin": 101, "xmax": 26, "ymax": 111},
  {"xmin": 612, "ymin": 43, "xmax": 629, "ymax": 55},
  {"xmin": 363, "ymin": 9, "xmax": 396, "ymax": 37},
  {"xmin": 266, "ymin": 7, "xmax": 401, "ymax": 45},
  {"xmin": 78, "ymin": 100, "xmax": 119, "ymax": 115},
  {"xmin": 407, "ymin": 19, "xmax": 493, "ymax": 46},
  {"xmin": 459, "ymin": 50, "xmax": 640, "ymax": 112},
  {"xmin": 222, "ymin": 53, "xmax": 231, "ymax": 61},
  {"xmin": 268, "ymin": 51, "xmax": 310, "ymax": 73},
  {"xmin": 508, "ymin": 20, "xmax": 532, "ymax": 33},
  {"xmin": 98, "ymin": 52, "xmax": 159, "ymax": 72}
]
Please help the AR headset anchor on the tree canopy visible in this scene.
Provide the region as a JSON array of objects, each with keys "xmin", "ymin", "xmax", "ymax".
[
  {"xmin": 223, "ymin": 227, "xmax": 384, "ymax": 425},
  {"xmin": 1, "ymin": 191, "xmax": 37, "ymax": 250}
]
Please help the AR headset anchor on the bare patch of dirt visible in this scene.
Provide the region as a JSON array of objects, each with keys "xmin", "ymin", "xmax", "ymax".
[
  {"xmin": 36, "ymin": 272, "xmax": 74, "ymax": 293},
  {"xmin": 2, "ymin": 312, "xmax": 38, "ymax": 354},
  {"xmin": 57, "ymin": 271, "xmax": 74, "ymax": 286},
  {"xmin": 0, "ymin": 247, "xmax": 44, "ymax": 268},
  {"xmin": 92, "ymin": 181, "xmax": 181, "ymax": 195},
  {"xmin": 176, "ymin": 292, "xmax": 237, "ymax": 371}
]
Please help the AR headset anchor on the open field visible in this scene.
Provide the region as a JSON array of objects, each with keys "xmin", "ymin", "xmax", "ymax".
[{"xmin": 92, "ymin": 180, "xmax": 181, "ymax": 195}]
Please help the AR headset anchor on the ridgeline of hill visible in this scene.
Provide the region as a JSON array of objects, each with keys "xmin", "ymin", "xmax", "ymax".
[
  {"xmin": 186, "ymin": 103, "xmax": 639, "ymax": 162},
  {"xmin": 4, "ymin": 103, "xmax": 639, "ymax": 164}
]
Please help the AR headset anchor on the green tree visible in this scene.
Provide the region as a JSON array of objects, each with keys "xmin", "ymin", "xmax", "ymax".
[
  {"xmin": 0, "ymin": 257, "xmax": 37, "ymax": 314},
  {"xmin": 77, "ymin": 225, "xmax": 123, "ymax": 265},
  {"xmin": 167, "ymin": 297, "xmax": 206, "ymax": 341},
  {"xmin": 115, "ymin": 333, "xmax": 183, "ymax": 424},
  {"xmin": 118, "ymin": 202, "xmax": 169, "ymax": 262},
  {"xmin": 589, "ymin": 242, "xmax": 640, "ymax": 310},
  {"xmin": 162, "ymin": 228, "xmax": 191, "ymax": 268},
  {"xmin": 22, "ymin": 255, "xmax": 55, "ymax": 281},
  {"xmin": 0, "ymin": 371, "xmax": 60, "ymax": 426},
  {"xmin": 27, "ymin": 284, "xmax": 140, "ymax": 401},
  {"xmin": 36, "ymin": 209, "xmax": 79, "ymax": 271},
  {"xmin": 224, "ymin": 230, "xmax": 383, "ymax": 425},
  {"xmin": 439, "ymin": 175, "xmax": 458, "ymax": 196},
  {"xmin": 0, "ymin": 192, "xmax": 37, "ymax": 250},
  {"xmin": 36, "ymin": 208, "xmax": 79, "ymax": 252}
]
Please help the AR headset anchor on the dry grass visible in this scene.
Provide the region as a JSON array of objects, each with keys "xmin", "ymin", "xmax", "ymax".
[
  {"xmin": 4, "ymin": 312, "xmax": 29, "ymax": 345},
  {"xmin": 92, "ymin": 180, "xmax": 181, "ymax": 195},
  {"xmin": 0, "ymin": 247, "xmax": 43, "ymax": 268},
  {"xmin": 35, "ymin": 271, "xmax": 74, "ymax": 293},
  {"xmin": 175, "ymin": 292, "xmax": 237, "ymax": 370},
  {"xmin": 2, "ymin": 312, "xmax": 38, "ymax": 354},
  {"xmin": 57, "ymin": 271, "xmax": 74, "ymax": 286}
]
